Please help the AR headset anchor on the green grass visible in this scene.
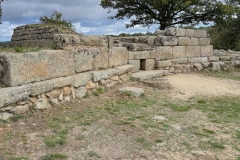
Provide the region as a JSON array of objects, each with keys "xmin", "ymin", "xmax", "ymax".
[
  {"xmin": 10, "ymin": 157, "xmax": 29, "ymax": 160},
  {"xmin": 164, "ymin": 103, "xmax": 192, "ymax": 112},
  {"xmin": 93, "ymin": 87, "xmax": 105, "ymax": 96},
  {"xmin": 209, "ymin": 141, "xmax": 225, "ymax": 149},
  {"xmin": 136, "ymin": 137, "xmax": 151, "ymax": 149},
  {"xmin": 195, "ymin": 97, "xmax": 240, "ymax": 124},
  {"xmin": 44, "ymin": 129, "xmax": 69, "ymax": 148},
  {"xmin": 200, "ymin": 69, "xmax": 240, "ymax": 81},
  {"xmin": 87, "ymin": 151, "xmax": 101, "ymax": 158},
  {"xmin": 41, "ymin": 153, "xmax": 68, "ymax": 160}
]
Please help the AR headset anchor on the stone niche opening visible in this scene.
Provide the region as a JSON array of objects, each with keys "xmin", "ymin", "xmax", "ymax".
[
  {"xmin": 140, "ymin": 59, "xmax": 156, "ymax": 71},
  {"xmin": 140, "ymin": 59, "xmax": 146, "ymax": 70}
]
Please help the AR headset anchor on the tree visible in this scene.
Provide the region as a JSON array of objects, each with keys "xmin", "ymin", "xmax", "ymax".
[
  {"xmin": 0, "ymin": 0, "xmax": 5, "ymax": 24},
  {"xmin": 39, "ymin": 11, "xmax": 74, "ymax": 29},
  {"xmin": 208, "ymin": 0, "xmax": 240, "ymax": 50},
  {"xmin": 100, "ymin": 0, "xmax": 223, "ymax": 30}
]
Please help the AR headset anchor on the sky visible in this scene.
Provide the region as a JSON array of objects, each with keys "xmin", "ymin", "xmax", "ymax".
[{"xmin": 0, "ymin": 0, "xmax": 159, "ymax": 42}]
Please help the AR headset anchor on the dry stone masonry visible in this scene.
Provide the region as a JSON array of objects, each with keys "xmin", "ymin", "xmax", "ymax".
[{"xmin": 0, "ymin": 26, "xmax": 240, "ymax": 120}]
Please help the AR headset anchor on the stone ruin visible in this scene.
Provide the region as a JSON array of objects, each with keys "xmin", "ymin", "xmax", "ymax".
[{"xmin": 0, "ymin": 25, "xmax": 240, "ymax": 120}]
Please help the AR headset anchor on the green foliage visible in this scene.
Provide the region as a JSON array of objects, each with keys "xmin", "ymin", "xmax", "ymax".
[
  {"xmin": 101, "ymin": 0, "xmax": 220, "ymax": 30},
  {"xmin": 39, "ymin": 11, "xmax": 73, "ymax": 29},
  {"xmin": 41, "ymin": 153, "xmax": 68, "ymax": 160},
  {"xmin": 0, "ymin": 0, "xmax": 5, "ymax": 24}
]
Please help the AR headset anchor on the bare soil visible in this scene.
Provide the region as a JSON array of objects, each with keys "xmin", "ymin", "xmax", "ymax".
[{"xmin": 0, "ymin": 73, "xmax": 240, "ymax": 160}]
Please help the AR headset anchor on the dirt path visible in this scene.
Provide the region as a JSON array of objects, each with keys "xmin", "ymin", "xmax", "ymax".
[
  {"xmin": 166, "ymin": 73, "xmax": 240, "ymax": 100},
  {"xmin": 0, "ymin": 73, "xmax": 240, "ymax": 160}
]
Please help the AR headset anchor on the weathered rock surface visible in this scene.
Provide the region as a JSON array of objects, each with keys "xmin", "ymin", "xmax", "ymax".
[{"xmin": 119, "ymin": 87, "xmax": 144, "ymax": 97}]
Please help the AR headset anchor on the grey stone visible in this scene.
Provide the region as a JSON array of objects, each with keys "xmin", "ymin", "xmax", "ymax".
[
  {"xmin": 178, "ymin": 37, "xmax": 190, "ymax": 46},
  {"xmin": 64, "ymin": 96, "xmax": 71, "ymax": 102},
  {"xmin": 150, "ymin": 49, "xmax": 157, "ymax": 59},
  {"xmin": 35, "ymin": 98, "xmax": 51, "ymax": 110},
  {"xmin": 186, "ymin": 46, "xmax": 201, "ymax": 58},
  {"xmin": 134, "ymin": 51, "xmax": 151, "ymax": 59},
  {"xmin": 14, "ymin": 105, "xmax": 29, "ymax": 114},
  {"xmin": 165, "ymin": 28, "xmax": 176, "ymax": 36},
  {"xmin": 199, "ymin": 38, "xmax": 211, "ymax": 46},
  {"xmin": 91, "ymin": 70, "xmax": 109, "ymax": 82},
  {"xmin": 46, "ymin": 50, "xmax": 75, "ymax": 79},
  {"xmin": 106, "ymin": 68, "xmax": 119, "ymax": 77},
  {"xmin": 155, "ymin": 46, "xmax": 173, "ymax": 60},
  {"xmin": 172, "ymin": 46, "xmax": 186, "ymax": 59},
  {"xmin": 143, "ymin": 78, "xmax": 173, "ymax": 90},
  {"xmin": 50, "ymin": 77, "xmax": 72, "ymax": 88},
  {"xmin": 119, "ymin": 87, "xmax": 144, "ymax": 97},
  {"xmin": 209, "ymin": 56, "xmax": 219, "ymax": 62},
  {"xmin": 115, "ymin": 65, "xmax": 134, "ymax": 75},
  {"xmin": 45, "ymin": 89, "xmax": 61, "ymax": 98},
  {"xmin": 2, "ymin": 50, "xmax": 75, "ymax": 86},
  {"xmin": 0, "ymin": 85, "xmax": 31, "ymax": 108},
  {"xmin": 172, "ymin": 58, "xmax": 188, "ymax": 64},
  {"xmin": 193, "ymin": 63, "xmax": 203, "ymax": 71},
  {"xmin": 190, "ymin": 37, "xmax": 199, "ymax": 46},
  {"xmin": 156, "ymin": 60, "xmax": 172, "ymax": 68},
  {"xmin": 50, "ymin": 98, "xmax": 59, "ymax": 106},
  {"xmin": 186, "ymin": 29, "xmax": 195, "ymax": 37},
  {"xmin": 183, "ymin": 65, "xmax": 192, "ymax": 72},
  {"xmin": 210, "ymin": 62, "xmax": 221, "ymax": 71},
  {"xmin": 234, "ymin": 60, "xmax": 240, "ymax": 67},
  {"xmin": 220, "ymin": 62, "xmax": 228, "ymax": 70},
  {"xmin": 109, "ymin": 47, "xmax": 128, "ymax": 67},
  {"xmin": 128, "ymin": 60, "xmax": 140, "ymax": 72},
  {"xmin": 30, "ymin": 80, "xmax": 54, "ymax": 96},
  {"xmin": 219, "ymin": 56, "xmax": 231, "ymax": 61},
  {"xmin": 71, "ymin": 73, "xmax": 92, "ymax": 87},
  {"xmin": 92, "ymin": 47, "xmax": 109, "ymax": 70},
  {"xmin": 142, "ymin": 59, "xmax": 155, "ymax": 70},
  {"xmin": 0, "ymin": 112, "xmax": 13, "ymax": 120},
  {"xmin": 73, "ymin": 49, "xmax": 94, "ymax": 73},
  {"xmin": 76, "ymin": 87, "xmax": 87, "ymax": 98},
  {"xmin": 176, "ymin": 28, "xmax": 186, "ymax": 37},
  {"xmin": 174, "ymin": 65, "xmax": 185, "ymax": 73},
  {"xmin": 160, "ymin": 36, "xmax": 178, "ymax": 46},
  {"xmin": 130, "ymin": 70, "xmax": 165, "ymax": 81},
  {"xmin": 128, "ymin": 51, "xmax": 135, "ymax": 59},
  {"xmin": 194, "ymin": 30, "xmax": 207, "ymax": 38},
  {"xmin": 80, "ymin": 36, "xmax": 103, "ymax": 46},
  {"xmin": 188, "ymin": 57, "xmax": 202, "ymax": 63},
  {"xmin": 59, "ymin": 93, "xmax": 63, "ymax": 101},
  {"xmin": 201, "ymin": 46, "xmax": 213, "ymax": 57}
]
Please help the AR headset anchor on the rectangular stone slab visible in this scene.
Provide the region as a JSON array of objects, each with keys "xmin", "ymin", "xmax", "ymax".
[{"xmin": 1, "ymin": 50, "xmax": 75, "ymax": 87}]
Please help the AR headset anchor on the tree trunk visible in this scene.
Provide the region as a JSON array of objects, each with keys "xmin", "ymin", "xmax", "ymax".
[{"xmin": 160, "ymin": 23, "xmax": 166, "ymax": 30}]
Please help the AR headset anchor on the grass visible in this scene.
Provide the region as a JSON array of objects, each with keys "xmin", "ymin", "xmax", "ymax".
[
  {"xmin": 195, "ymin": 97, "xmax": 240, "ymax": 124},
  {"xmin": 136, "ymin": 137, "xmax": 151, "ymax": 149},
  {"xmin": 200, "ymin": 68, "xmax": 240, "ymax": 81},
  {"xmin": 93, "ymin": 87, "xmax": 105, "ymax": 96},
  {"xmin": 0, "ymin": 46, "xmax": 53, "ymax": 53},
  {"xmin": 87, "ymin": 151, "xmax": 101, "ymax": 158},
  {"xmin": 41, "ymin": 153, "xmax": 68, "ymax": 160},
  {"xmin": 209, "ymin": 141, "xmax": 225, "ymax": 149},
  {"xmin": 9, "ymin": 158, "xmax": 29, "ymax": 160},
  {"xmin": 44, "ymin": 129, "xmax": 69, "ymax": 148}
]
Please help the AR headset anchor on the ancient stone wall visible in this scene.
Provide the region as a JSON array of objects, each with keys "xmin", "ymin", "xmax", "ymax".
[
  {"xmin": 1, "ymin": 27, "xmax": 240, "ymax": 120},
  {"xmin": 10, "ymin": 24, "xmax": 78, "ymax": 48}
]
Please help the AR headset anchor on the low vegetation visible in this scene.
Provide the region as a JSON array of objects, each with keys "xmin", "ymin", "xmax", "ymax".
[{"xmin": 0, "ymin": 73, "xmax": 239, "ymax": 159}]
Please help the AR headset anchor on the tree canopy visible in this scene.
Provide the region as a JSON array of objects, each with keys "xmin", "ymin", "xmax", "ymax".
[
  {"xmin": 39, "ymin": 11, "xmax": 74, "ymax": 29},
  {"xmin": 0, "ymin": 0, "xmax": 5, "ymax": 24},
  {"xmin": 100, "ymin": 0, "xmax": 230, "ymax": 30}
]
